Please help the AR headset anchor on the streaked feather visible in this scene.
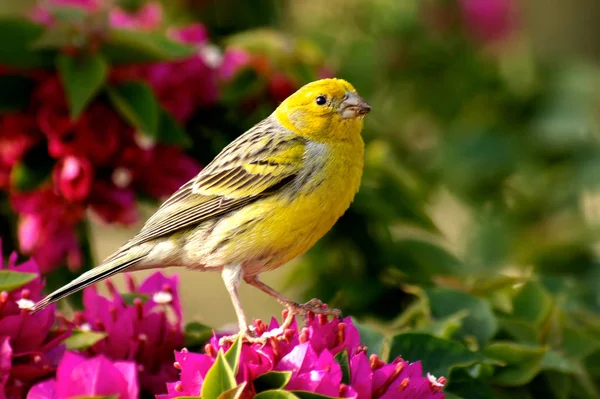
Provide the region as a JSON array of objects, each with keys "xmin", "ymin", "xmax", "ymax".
[{"xmin": 104, "ymin": 117, "xmax": 306, "ymax": 261}]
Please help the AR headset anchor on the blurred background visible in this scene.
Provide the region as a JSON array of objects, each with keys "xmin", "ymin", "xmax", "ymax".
[{"xmin": 1, "ymin": 0, "xmax": 600, "ymax": 397}]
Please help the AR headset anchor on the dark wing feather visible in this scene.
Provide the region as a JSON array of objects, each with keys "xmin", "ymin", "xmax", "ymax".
[{"xmin": 104, "ymin": 121, "xmax": 305, "ymax": 260}]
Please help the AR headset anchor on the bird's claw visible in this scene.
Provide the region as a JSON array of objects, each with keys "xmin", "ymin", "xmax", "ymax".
[
  {"xmin": 280, "ymin": 298, "xmax": 342, "ymax": 330},
  {"xmin": 218, "ymin": 327, "xmax": 268, "ymax": 346}
]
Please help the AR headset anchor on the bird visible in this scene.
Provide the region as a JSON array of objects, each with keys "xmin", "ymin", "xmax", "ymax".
[{"xmin": 30, "ymin": 78, "xmax": 371, "ymax": 343}]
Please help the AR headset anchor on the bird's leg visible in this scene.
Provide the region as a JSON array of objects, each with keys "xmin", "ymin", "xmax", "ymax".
[
  {"xmin": 219, "ymin": 265, "xmax": 266, "ymax": 346},
  {"xmin": 244, "ymin": 275, "xmax": 342, "ymax": 330}
]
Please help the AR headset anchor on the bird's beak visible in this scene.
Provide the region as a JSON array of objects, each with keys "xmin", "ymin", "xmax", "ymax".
[{"xmin": 340, "ymin": 92, "xmax": 371, "ymax": 119}]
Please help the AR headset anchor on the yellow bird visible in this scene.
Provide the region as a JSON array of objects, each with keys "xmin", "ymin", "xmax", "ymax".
[{"xmin": 30, "ymin": 78, "xmax": 371, "ymax": 342}]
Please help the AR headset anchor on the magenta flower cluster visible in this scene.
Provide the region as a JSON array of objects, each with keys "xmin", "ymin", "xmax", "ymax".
[
  {"xmin": 0, "ymin": 238, "xmax": 446, "ymax": 398},
  {"xmin": 70, "ymin": 272, "xmax": 184, "ymax": 395},
  {"xmin": 0, "ymin": 242, "xmax": 69, "ymax": 398},
  {"xmin": 1, "ymin": 0, "xmax": 227, "ymax": 273},
  {"xmin": 160, "ymin": 315, "xmax": 446, "ymax": 399}
]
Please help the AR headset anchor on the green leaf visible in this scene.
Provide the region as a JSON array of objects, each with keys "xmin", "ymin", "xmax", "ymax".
[
  {"xmin": 217, "ymin": 382, "xmax": 247, "ymax": 399},
  {"xmin": 10, "ymin": 161, "xmax": 52, "ymax": 191},
  {"xmin": 0, "ymin": 270, "xmax": 37, "ymax": 292},
  {"xmin": 184, "ymin": 321, "xmax": 213, "ymax": 349},
  {"xmin": 224, "ymin": 334, "xmax": 242, "ymax": 376},
  {"xmin": 101, "ymin": 29, "xmax": 195, "ymax": 64},
  {"xmin": 64, "ymin": 330, "xmax": 107, "ymax": 351},
  {"xmin": 497, "ymin": 317, "xmax": 539, "ymax": 344},
  {"xmin": 426, "ymin": 287, "xmax": 497, "ymax": 347},
  {"xmin": 540, "ymin": 350, "xmax": 579, "ymax": 374},
  {"xmin": 388, "ymin": 333, "xmax": 488, "ymax": 379},
  {"xmin": 334, "ymin": 350, "xmax": 351, "ymax": 385},
  {"xmin": 353, "ymin": 319, "xmax": 385, "ymax": 356},
  {"xmin": 254, "ymin": 391, "xmax": 298, "ymax": 399},
  {"xmin": 0, "ymin": 17, "xmax": 51, "ymax": 68},
  {"xmin": 512, "ymin": 281, "xmax": 552, "ymax": 326},
  {"xmin": 0, "ymin": 75, "xmax": 35, "ymax": 111},
  {"xmin": 158, "ymin": 108, "xmax": 192, "ymax": 147},
  {"xmin": 562, "ymin": 325, "xmax": 600, "ymax": 360},
  {"xmin": 483, "ymin": 342, "xmax": 548, "ymax": 386},
  {"xmin": 56, "ymin": 53, "xmax": 107, "ymax": 119},
  {"xmin": 446, "ymin": 367, "xmax": 497, "ymax": 399},
  {"xmin": 419, "ymin": 310, "xmax": 469, "ymax": 339},
  {"xmin": 107, "ymin": 82, "xmax": 159, "ymax": 137},
  {"xmin": 220, "ymin": 68, "xmax": 266, "ymax": 105},
  {"xmin": 201, "ymin": 350, "xmax": 236, "ymax": 399},
  {"xmin": 120, "ymin": 293, "xmax": 150, "ymax": 306},
  {"xmin": 253, "ymin": 371, "xmax": 292, "ymax": 392},
  {"xmin": 399, "ymin": 238, "xmax": 463, "ymax": 278}
]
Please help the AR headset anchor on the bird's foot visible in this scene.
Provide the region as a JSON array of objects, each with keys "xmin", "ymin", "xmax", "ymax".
[
  {"xmin": 218, "ymin": 327, "xmax": 268, "ymax": 346},
  {"xmin": 280, "ymin": 298, "xmax": 342, "ymax": 330}
]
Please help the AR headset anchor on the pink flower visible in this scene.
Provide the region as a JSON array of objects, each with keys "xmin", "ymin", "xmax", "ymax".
[
  {"xmin": 158, "ymin": 350, "xmax": 214, "ymax": 398},
  {"xmin": 88, "ymin": 180, "xmax": 139, "ymax": 225},
  {"xmin": 69, "ymin": 272, "xmax": 184, "ymax": 396},
  {"xmin": 52, "ymin": 155, "xmax": 94, "ymax": 201},
  {"xmin": 168, "ymin": 24, "xmax": 209, "ymax": 45},
  {"xmin": 219, "ymin": 48, "xmax": 251, "ymax": 81},
  {"xmin": 11, "ymin": 188, "xmax": 84, "ymax": 273},
  {"xmin": 0, "ymin": 241, "xmax": 70, "ymax": 398},
  {"xmin": 110, "ymin": 2, "xmax": 163, "ymax": 31},
  {"xmin": 459, "ymin": 0, "xmax": 518, "ymax": 43},
  {"xmin": 133, "ymin": 146, "xmax": 201, "ymax": 200},
  {"xmin": 27, "ymin": 352, "xmax": 139, "ymax": 399},
  {"xmin": 111, "ymin": 23, "xmax": 219, "ymax": 123},
  {"xmin": 0, "ymin": 113, "xmax": 39, "ymax": 167},
  {"xmin": 159, "ymin": 316, "xmax": 446, "ymax": 398},
  {"xmin": 0, "ymin": 337, "xmax": 11, "ymax": 398}
]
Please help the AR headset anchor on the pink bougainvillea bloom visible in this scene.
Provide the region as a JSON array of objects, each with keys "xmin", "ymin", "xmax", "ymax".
[
  {"xmin": 27, "ymin": 352, "xmax": 139, "ymax": 399},
  {"xmin": 0, "ymin": 113, "xmax": 39, "ymax": 166},
  {"xmin": 88, "ymin": 180, "xmax": 139, "ymax": 225},
  {"xmin": 459, "ymin": 0, "xmax": 518, "ymax": 43},
  {"xmin": 35, "ymin": 78, "xmax": 124, "ymax": 166},
  {"xmin": 157, "ymin": 350, "xmax": 215, "ymax": 398},
  {"xmin": 11, "ymin": 188, "xmax": 84, "ymax": 273},
  {"xmin": 110, "ymin": 1, "xmax": 163, "ymax": 30},
  {"xmin": 159, "ymin": 315, "xmax": 446, "ymax": 399},
  {"xmin": 0, "ymin": 337, "xmax": 11, "ymax": 398},
  {"xmin": 219, "ymin": 48, "xmax": 252, "ymax": 81},
  {"xmin": 0, "ymin": 241, "xmax": 70, "ymax": 398},
  {"xmin": 133, "ymin": 145, "xmax": 201, "ymax": 200},
  {"xmin": 70, "ymin": 272, "xmax": 184, "ymax": 396},
  {"xmin": 168, "ymin": 24, "xmax": 209, "ymax": 45},
  {"xmin": 52, "ymin": 155, "xmax": 94, "ymax": 201}
]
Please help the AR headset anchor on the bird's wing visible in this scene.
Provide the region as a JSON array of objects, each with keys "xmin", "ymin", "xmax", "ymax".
[{"xmin": 109, "ymin": 121, "xmax": 306, "ymax": 256}]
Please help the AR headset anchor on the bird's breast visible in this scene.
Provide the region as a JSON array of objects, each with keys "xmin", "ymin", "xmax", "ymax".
[{"xmin": 192, "ymin": 137, "xmax": 364, "ymax": 272}]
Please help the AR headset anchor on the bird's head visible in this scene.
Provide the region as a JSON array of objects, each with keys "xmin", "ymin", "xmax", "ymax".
[{"xmin": 274, "ymin": 78, "xmax": 371, "ymax": 142}]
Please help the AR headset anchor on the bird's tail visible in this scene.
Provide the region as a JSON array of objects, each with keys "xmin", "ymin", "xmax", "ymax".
[{"xmin": 29, "ymin": 249, "xmax": 149, "ymax": 313}]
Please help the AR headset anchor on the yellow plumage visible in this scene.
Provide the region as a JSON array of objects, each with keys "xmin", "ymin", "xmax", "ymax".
[{"xmin": 31, "ymin": 78, "xmax": 371, "ymax": 342}]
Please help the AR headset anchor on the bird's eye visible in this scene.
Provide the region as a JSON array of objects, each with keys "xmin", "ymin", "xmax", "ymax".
[{"xmin": 315, "ymin": 95, "xmax": 327, "ymax": 106}]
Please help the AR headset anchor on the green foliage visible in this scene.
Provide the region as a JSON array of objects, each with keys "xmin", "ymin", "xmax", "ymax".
[
  {"xmin": 64, "ymin": 330, "xmax": 108, "ymax": 351},
  {"xmin": 107, "ymin": 81, "xmax": 160, "ymax": 138},
  {"xmin": 0, "ymin": 270, "xmax": 37, "ymax": 292},
  {"xmin": 284, "ymin": 0, "xmax": 600, "ymax": 397},
  {"xmin": 0, "ymin": 17, "xmax": 52, "ymax": 68},
  {"xmin": 201, "ymin": 350, "xmax": 237, "ymax": 399},
  {"xmin": 100, "ymin": 29, "xmax": 195, "ymax": 64},
  {"xmin": 253, "ymin": 372, "xmax": 292, "ymax": 392},
  {"xmin": 56, "ymin": 53, "xmax": 108, "ymax": 118}
]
